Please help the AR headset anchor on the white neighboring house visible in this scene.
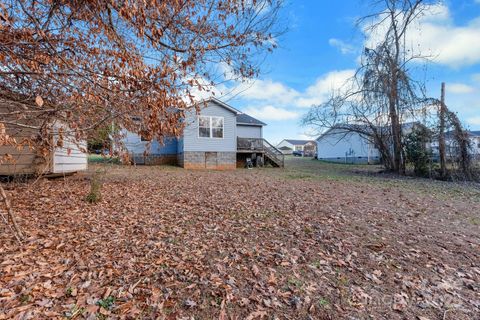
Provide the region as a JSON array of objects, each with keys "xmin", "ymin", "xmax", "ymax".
[
  {"xmin": 315, "ymin": 122, "xmax": 427, "ymax": 164},
  {"xmin": 430, "ymin": 130, "xmax": 480, "ymax": 160},
  {"xmin": 276, "ymin": 139, "xmax": 316, "ymax": 155},
  {"xmin": 316, "ymin": 128, "xmax": 380, "ymax": 164}
]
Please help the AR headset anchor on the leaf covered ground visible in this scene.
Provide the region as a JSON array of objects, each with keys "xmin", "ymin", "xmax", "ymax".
[{"xmin": 1, "ymin": 158, "xmax": 479, "ymax": 319}]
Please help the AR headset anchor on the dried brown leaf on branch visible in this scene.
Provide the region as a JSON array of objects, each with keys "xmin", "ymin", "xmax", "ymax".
[{"xmin": 0, "ymin": 0, "xmax": 283, "ymax": 153}]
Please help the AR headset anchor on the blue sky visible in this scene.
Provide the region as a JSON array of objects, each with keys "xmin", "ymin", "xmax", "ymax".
[{"xmin": 213, "ymin": 1, "xmax": 480, "ymax": 144}]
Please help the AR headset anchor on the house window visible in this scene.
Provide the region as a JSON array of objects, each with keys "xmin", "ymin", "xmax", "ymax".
[
  {"xmin": 198, "ymin": 116, "xmax": 224, "ymax": 138},
  {"xmin": 294, "ymin": 145, "xmax": 303, "ymax": 151}
]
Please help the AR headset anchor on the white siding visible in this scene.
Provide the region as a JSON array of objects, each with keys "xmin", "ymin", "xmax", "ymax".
[
  {"xmin": 0, "ymin": 121, "xmax": 87, "ymax": 175},
  {"xmin": 237, "ymin": 125, "xmax": 262, "ymax": 138},
  {"xmin": 183, "ymin": 101, "xmax": 237, "ymax": 152},
  {"xmin": 52, "ymin": 127, "xmax": 88, "ymax": 174},
  {"xmin": 276, "ymin": 140, "xmax": 294, "ymax": 154},
  {"xmin": 316, "ymin": 129, "xmax": 379, "ymax": 163}
]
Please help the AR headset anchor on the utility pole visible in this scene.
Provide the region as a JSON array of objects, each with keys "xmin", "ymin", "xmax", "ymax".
[{"xmin": 439, "ymin": 82, "xmax": 447, "ymax": 178}]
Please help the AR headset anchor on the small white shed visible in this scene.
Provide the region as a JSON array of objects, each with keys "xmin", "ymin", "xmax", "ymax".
[{"xmin": 0, "ymin": 101, "xmax": 87, "ymax": 176}]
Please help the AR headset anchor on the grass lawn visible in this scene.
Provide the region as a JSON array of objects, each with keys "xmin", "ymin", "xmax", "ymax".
[{"xmin": 0, "ymin": 159, "xmax": 479, "ymax": 319}]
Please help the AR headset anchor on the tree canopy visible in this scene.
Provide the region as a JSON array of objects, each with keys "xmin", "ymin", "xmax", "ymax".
[{"xmin": 0, "ymin": 0, "xmax": 282, "ymax": 154}]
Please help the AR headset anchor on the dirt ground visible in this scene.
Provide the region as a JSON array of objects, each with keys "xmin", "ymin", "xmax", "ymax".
[{"xmin": 1, "ymin": 157, "xmax": 479, "ymax": 319}]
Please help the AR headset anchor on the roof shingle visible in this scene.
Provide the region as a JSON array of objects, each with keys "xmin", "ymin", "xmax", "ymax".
[{"xmin": 236, "ymin": 113, "xmax": 266, "ymax": 126}]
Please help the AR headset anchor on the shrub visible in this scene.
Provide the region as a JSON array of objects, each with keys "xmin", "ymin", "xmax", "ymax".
[{"xmin": 404, "ymin": 127, "xmax": 432, "ymax": 177}]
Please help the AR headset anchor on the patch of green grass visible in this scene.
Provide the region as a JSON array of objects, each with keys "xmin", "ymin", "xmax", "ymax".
[
  {"xmin": 287, "ymin": 277, "xmax": 303, "ymax": 289},
  {"xmin": 88, "ymin": 154, "xmax": 120, "ymax": 164},
  {"xmin": 318, "ymin": 298, "xmax": 330, "ymax": 308},
  {"xmin": 96, "ymin": 313, "xmax": 108, "ymax": 320},
  {"xmin": 64, "ymin": 305, "xmax": 85, "ymax": 319},
  {"xmin": 96, "ymin": 296, "xmax": 115, "ymax": 310},
  {"xmin": 469, "ymin": 217, "xmax": 480, "ymax": 225},
  {"xmin": 303, "ymin": 225, "xmax": 314, "ymax": 234},
  {"xmin": 18, "ymin": 294, "xmax": 30, "ymax": 304},
  {"xmin": 280, "ymin": 157, "xmax": 480, "ymax": 202}
]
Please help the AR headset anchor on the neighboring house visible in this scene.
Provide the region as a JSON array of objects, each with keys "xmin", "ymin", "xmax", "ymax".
[
  {"xmin": 0, "ymin": 100, "xmax": 88, "ymax": 176},
  {"xmin": 278, "ymin": 146, "xmax": 294, "ymax": 155},
  {"xmin": 430, "ymin": 130, "xmax": 480, "ymax": 160},
  {"xmin": 123, "ymin": 98, "xmax": 283, "ymax": 169},
  {"xmin": 316, "ymin": 128, "xmax": 380, "ymax": 164},
  {"xmin": 315, "ymin": 123, "xmax": 423, "ymax": 164},
  {"xmin": 467, "ymin": 131, "xmax": 480, "ymax": 159},
  {"xmin": 276, "ymin": 139, "xmax": 317, "ymax": 156}
]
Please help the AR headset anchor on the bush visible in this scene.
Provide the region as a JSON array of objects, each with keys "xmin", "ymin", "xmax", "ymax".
[{"xmin": 404, "ymin": 127, "xmax": 431, "ymax": 177}]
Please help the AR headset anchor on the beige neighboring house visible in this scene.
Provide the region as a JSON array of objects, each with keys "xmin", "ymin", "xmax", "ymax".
[
  {"xmin": 276, "ymin": 139, "xmax": 317, "ymax": 156},
  {"xmin": 0, "ymin": 99, "xmax": 88, "ymax": 176}
]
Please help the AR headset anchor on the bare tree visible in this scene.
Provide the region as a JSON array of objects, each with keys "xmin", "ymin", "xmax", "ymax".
[{"xmin": 303, "ymin": 0, "xmax": 436, "ymax": 174}]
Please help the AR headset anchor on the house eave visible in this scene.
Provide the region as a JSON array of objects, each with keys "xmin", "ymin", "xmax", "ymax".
[
  {"xmin": 237, "ymin": 122, "xmax": 266, "ymax": 127},
  {"xmin": 195, "ymin": 97, "xmax": 241, "ymax": 114}
]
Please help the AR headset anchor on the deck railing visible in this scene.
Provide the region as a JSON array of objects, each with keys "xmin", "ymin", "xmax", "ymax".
[
  {"xmin": 237, "ymin": 137, "xmax": 284, "ymax": 167},
  {"xmin": 237, "ymin": 137, "xmax": 264, "ymax": 151}
]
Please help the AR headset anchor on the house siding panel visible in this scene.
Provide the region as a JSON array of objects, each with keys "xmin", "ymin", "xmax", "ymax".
[
  {"xmin": 123, "ymin": 130, "xmax": 178, "ymax": 155},
  {"xmin": 52, "ymin": 134, "xmax": 88, "ymax": 173},
  {"xmin": 316, "ymin": 129, "xmax": 380, "ymax": 164},
  {"xmin": 183, "ymin": 101, "xmax": 237, "ymax": 153},
  {"xmin": 237, "ymin": 125, "xmax": 262, "ymax": 139}
]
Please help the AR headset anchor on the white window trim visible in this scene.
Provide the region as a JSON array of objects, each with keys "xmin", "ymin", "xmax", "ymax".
[{"xmin": 198, "ymin": 115, "xmax": 224, "ymax": 139}]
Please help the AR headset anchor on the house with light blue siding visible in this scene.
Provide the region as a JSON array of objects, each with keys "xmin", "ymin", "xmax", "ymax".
[{"xmin": 123, "ymin": 98, "xmax": 283, "ymax": 169}]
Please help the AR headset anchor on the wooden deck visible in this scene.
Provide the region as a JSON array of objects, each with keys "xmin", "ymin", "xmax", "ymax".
[{"xmin": 237, "ymin": 138, "xmax": 284, "ymax": 167}]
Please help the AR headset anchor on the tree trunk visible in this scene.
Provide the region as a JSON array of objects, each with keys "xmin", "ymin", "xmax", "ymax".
[
  {"xmin": 439, "ymin": 82, "xmax": 447, "ymax": 178},
  {"xmin": 389, "ymin": 72, "xmax": 403, "ymax": 174}
]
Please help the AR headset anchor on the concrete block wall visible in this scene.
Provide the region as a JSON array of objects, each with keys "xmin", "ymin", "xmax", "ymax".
[
  {"xmin": 145, "ymin": 155, "xmax": 177, "ymax": 165},
  {"xmin": 182, "ymin": 151, "xmax": 236, "ymax": 170},
  {"xmin": 177, "ymin": 153, "xmax": 184, "ymax": 168},
  {"xmin": 131, "ymin": 153, "xmax": 177, "ymax": 165}
]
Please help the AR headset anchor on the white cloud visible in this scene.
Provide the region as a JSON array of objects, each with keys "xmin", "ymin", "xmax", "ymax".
[
  {"xmin": 447, "ymin": 83, "xmax": 476, "ymax": 94},
  {"xmin": 235, "ymin": 79, "xmax": 300, "ymax": 105},
  {"xmin": 467, "ymin": 116, "xmax": 480, "ymax": 126},
  {"xmin": 234, "ymin": 69, "xmax": 355, "ymax": 110},
  {"xmin": 329, "ymin": 38, "xmax": 355, "ymax": 54},
  {"xmin": 363, "ymin": 4, "xmax": 480, "ymax": 68},
  {"xmin": 243, "ymin": 105, "xmax": 299, "ymax": 121},
  {"xmin": 296, "ymin": 70, "xmax": 356, "ymax": 107}
]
